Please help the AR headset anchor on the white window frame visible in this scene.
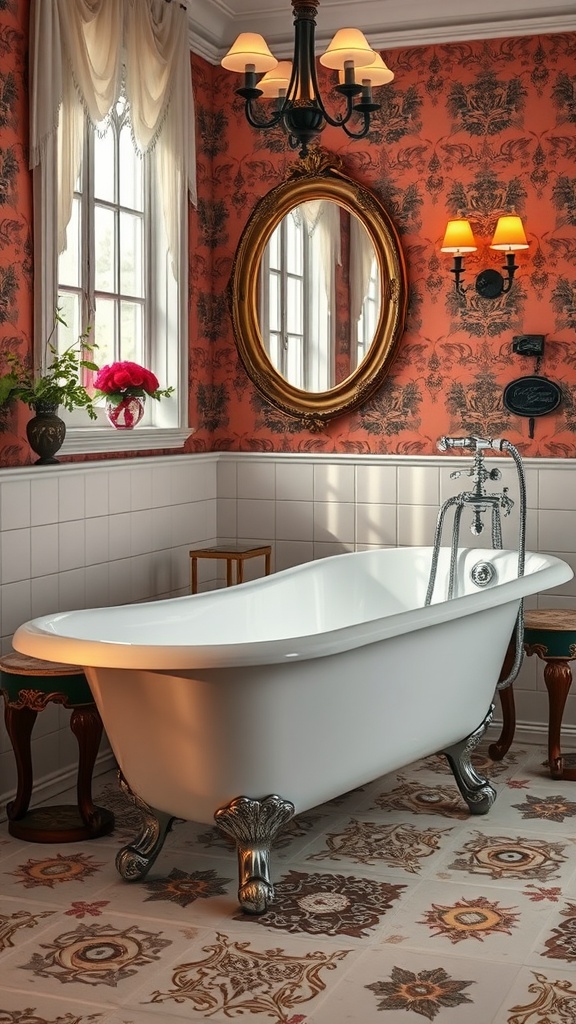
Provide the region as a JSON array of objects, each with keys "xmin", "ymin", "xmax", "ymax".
[{"xmin": 33, "ymin": 118, "xmax": 190, "ymax": 455}]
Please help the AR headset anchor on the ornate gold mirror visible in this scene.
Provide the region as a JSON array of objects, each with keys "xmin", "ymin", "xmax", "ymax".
[{"xmin": 229, "ymin": 151, "xmax": 408, "ymax": 428}]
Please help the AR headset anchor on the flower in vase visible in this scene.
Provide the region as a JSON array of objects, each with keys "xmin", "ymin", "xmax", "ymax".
[
  {"xmin": 93, "ymin": 361, "xmax": 174, "ymax": 429},
  {"xmin": 93, "ymin": 361, "xmax": 174, "ymax": 405}
]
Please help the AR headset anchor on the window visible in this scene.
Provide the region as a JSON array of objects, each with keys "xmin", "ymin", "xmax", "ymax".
[
  {"xmin": 260, "ymin": 205, "xmax": 332, "ymax": 393},
  {"xmin": 31, "ymin": 0, "xmax": 194, "ymax": 454},
  {"xmin": 356, "ymin": 256, "xmax": 380, "ymax": 369}
]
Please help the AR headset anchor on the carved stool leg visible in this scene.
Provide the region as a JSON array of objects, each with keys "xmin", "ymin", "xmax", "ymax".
[
  {"xmin": 115, "ymin": 775, "xmax": 177, "ymax": 881},
  {"xmin": 215, "ymin": 794, "xmax": 295, "ymax": 914},
  {"xmin": 69, "ymin": 705, "xmax": 114, "ymax": 837},
  {"xmin": 4, "ymin": 704, "xmax": 37, "ymax": 821},
  {"xmin": 442, "ymin": 707, "xmax": 497, "ymax": 815},
  {"xmin": 543, "ymin": 659, "xmax": 574, "ymax": 780}
]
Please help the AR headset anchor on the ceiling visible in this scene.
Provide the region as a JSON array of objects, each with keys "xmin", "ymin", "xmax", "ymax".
[{"xmin": 189, "ymin": 0, "xmax": 576, "ymax": 64}]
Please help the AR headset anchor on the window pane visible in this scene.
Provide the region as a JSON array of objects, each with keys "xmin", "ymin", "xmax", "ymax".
[
  {"xmin": 94, "ymin": 205, "xmax": 116, "ymax": 293},
  {"xmin": 286, "ymin": 276, "xmax": 303, "ymax": 335},
  {"xmin": 286, "ymin": 215, "xmax": 303, "ymax": 276},
  {"xmin": 267, "ymin": 225, "xmax": 281, "ymax": 271},
  {"xmin": 59, "ymin": 197, "xmax": 81, "ymax": 287},
  {"xmin": 268, "ymin": 272, "xmax": 280, "ymax": 332},
  {"xmin": 120, "ymin": 212, "xmax": 143, "ymax": 297},
  {"xmin": 94, "ymin": 128, "xmax": 116, "ymax": 203},
  {"xmin": 119, "ymin": 126, "xmax": 143, "ymax": 211},
  {"xmin": 120, "ymin": 300, "xmax": 143, "ymax": 362},
  {"xmin": 94, "ymin": 297, "xmax": 117, "ymax": 366},
  {"xmin": 267, "ymin": 332, "xmax": 281, "ymax": 368},
  {"xmin": 286, "ymin": 336, "xmax": 303, "ymax": 389},
  {"xmin": 56, "ymin": 292, "xmax": 80, "ymax": 355}
]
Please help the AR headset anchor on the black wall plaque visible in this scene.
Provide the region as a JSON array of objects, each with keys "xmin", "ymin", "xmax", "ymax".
[
  {"xmin": 503, "ymin": 376, "xmax": 562, "ymax": 417},
  {"xmin": 503, "ymin": 375, "xmax": 562, "ymax": 438}
]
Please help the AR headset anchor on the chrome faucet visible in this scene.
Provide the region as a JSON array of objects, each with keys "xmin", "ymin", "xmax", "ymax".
[{"xmin": 427, "ymin": 436, "xmax": 526, "ymax": 689}]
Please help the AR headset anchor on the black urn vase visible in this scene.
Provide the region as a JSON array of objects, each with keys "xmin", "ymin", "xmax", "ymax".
[{"xmin": 26, "ymin": 402, "xmax": 66, "ymax": 464}]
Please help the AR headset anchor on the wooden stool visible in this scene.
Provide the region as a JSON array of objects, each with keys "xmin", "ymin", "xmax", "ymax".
[
  {"xmin": 189, "ymin": 544, "xmax": 272, "ymax": 594},
  {"xmin": 0, "ymin": 652, "xmax": 115, "ymax": 842},
  {"xmin": 489, "ymin": 609, "xmax": 576, "ymax": 780}
]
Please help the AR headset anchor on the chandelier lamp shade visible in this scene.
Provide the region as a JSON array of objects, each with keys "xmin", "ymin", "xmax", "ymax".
[
  {"xmin": 221, "ymin": 0, "xmax": 393, "ymax": 156},
  {"xmin": 441, "ymin": 215, "xmax": 529, "ymax": 298}
]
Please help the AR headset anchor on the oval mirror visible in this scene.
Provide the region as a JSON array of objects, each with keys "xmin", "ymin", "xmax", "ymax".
[{"xmin": 229, "ymin": 152, "xmax": 408, "ymax": 428}]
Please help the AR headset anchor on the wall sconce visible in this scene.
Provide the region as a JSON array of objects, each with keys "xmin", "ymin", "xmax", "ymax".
[{"xmin": 441, "ymin": 215, "xmax": 529, "ymax": 298}]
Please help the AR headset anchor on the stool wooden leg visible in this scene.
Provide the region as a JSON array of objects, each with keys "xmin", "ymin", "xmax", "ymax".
[
  {"xmin": 543, "ymin": 659, "xmax": 574, "ymax": 780},
  {"xmin": 69, "ymin": 705, "xmax": 107, "ymax": 830},
  {"xmin": 488, "ymin": 641, "xmax": 516, "ymax": 761},
  {"xmin": 265, "ymin": 550, "xmax": 271, "ymax": 575},
  {"xmin": 236, "ymin": 558, "xmax": 244, "ymax": 585},
  {"xmin": 191, "ymin": 557, "xmax": 198, "ymax": 594},
  {"xmin": 226, "ymin": 558, "xmax": 234, "ymax": 587},
  {"xmin": 4, "ymin": 704, "xmax": 37, "ymax": 821}
]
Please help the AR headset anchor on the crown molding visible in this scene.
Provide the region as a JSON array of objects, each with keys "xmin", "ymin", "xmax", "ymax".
[{"xmin": 189, "ymin": 0, "xmax": 576, "ymax": 63}]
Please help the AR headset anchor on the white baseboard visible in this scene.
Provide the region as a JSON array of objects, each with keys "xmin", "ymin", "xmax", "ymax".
[
  {"xmin": 0, "ymin": 749, "xmax": 117, "ymax": 825},
  {"xmin": 488, "ymin": 719, "xmax": 576, "ymax": 750}
]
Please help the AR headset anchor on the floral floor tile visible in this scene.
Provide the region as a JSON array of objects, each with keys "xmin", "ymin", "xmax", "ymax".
[
  {"xmin": 490, "ymin": 965, "xmax": 576, "ymax": 1024},
  {"xmin": 0, "ymin": 909, "xmax": 201, "ymax": 1008},
  {"xmin": 431, "ymin": 825, "xmax": 576, "ymax": 891},
  {"xmin": 124, "ymin": 928, "xmax": 356, "ymax": 1023},
  {"xmin": 305, "ymin": 946, "xmax": 521, "ymax": 1024},
  {"xmin": 301, "ymin": 814, "xmax": 455, "ymax": 879},
  {"xmin": 373, "ymin": 877, "xmax": 561, "ymax": 963}
]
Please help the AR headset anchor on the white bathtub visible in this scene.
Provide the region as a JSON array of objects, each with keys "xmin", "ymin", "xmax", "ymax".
[{"xmin": 13, "ymin": 546, "xmax": 572, "ymax": 913}]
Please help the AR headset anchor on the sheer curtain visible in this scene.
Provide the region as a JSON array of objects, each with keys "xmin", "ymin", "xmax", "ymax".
[
  {"xmin": 350, "ymin": 214, "xmax": 376, "ymax": 326},
  {"xmin": 29, "ymin": 0, "xmax": 197, "ymax": 267}
]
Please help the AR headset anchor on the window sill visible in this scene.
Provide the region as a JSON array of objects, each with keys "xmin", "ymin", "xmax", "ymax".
[{"xmin": 60, "ymin": 426, "xmax": 194, "ymax": 456}]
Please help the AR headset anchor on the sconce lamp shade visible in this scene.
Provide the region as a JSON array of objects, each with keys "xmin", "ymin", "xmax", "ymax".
[
  {"xmin": 338, "ymin": 53, "xmax": 394, "ymax": 86},
  {"xmin": 319, "ymin": 28, "xmax": 378, "ymax": 70},
  {"xmin": 440, "ymin": 219, "xmax": 477, "ymax": 253},
  {"xmin": 221, "ymin": 33, "xmax": 278, "ymax": 73},
  {"xmin": 258, "ymin": 61, "xmax": 293, "ymax": 97},
  {"xmin": 490, "ymin": 215, "xmax": 529, "ymax": 250}
]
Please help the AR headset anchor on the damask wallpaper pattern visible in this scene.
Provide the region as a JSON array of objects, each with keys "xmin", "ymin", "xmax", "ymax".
[
  {"xmin": 189, "ymin": 33, "xmax": 576, "ymax": 456},
  {"xmin": 1, "ymin": 0, "xmax": 575, "ymax": 462}
]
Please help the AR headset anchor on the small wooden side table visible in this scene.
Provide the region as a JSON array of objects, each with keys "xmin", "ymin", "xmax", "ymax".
[
  {"xmin": 0, "ymin": 652, "xmax": 115, "ymax": 842},
  {"xmin": 189, "ymin": 544, "xmax": 272, "ymax": 594},
  {"xmin": 489, "ymin": 609, "xmax": 576, "ymax": 780}
]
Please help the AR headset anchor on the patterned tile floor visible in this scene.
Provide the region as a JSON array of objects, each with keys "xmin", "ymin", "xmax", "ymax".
[{"xmin": 1, "ymin": 739, "xmax": 576, "ymax": 1023}]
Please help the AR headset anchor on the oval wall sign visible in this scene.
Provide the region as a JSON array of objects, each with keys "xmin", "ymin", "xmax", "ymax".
[{"xmin": 503, "ymin": 376, "xmax": 562, "ymax": 418}]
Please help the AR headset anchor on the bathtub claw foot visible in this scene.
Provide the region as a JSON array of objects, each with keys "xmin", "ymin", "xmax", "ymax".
[
  {"xmin": 215, "ymin": 794, "xmax": 295, "ymax": 914},
  {"xmin": 441, "ymin": 706, "xmax": 497, "ymax": 816},
  {"xmin": 115, "ymin": 774, "xmax": 177, "ymax": 881}
]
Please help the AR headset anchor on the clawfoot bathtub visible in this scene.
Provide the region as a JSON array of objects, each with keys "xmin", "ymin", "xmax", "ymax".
[{"xmin": 14, "ymin": 546, "xmax": 572, "ymax": 913}]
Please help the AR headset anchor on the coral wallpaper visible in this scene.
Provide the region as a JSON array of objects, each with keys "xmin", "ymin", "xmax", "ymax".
[
  {"xmin": 1, "ymin": 0, "xmax": 576, "ymax": 463},
  {"xmin": 189, "ymin": 32, "xmax": 576, "ymax": 457}
]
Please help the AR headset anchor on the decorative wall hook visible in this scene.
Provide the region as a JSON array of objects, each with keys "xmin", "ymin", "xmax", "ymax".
[{"xmin": 441, "ymin": 215, "xmax": 529, "ymax": 298}]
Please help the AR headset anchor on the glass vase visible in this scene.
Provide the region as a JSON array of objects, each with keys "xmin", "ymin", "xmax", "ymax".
[{"xmin": 105, "ymin": 394, "xmax": 146, "ymax": 429}]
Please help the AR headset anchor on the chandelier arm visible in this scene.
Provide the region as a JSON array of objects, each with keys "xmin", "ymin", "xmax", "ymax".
[
  {"xmin": 338, "ymin": 111, "xmax": 373, "ymax": 139},
  {"xmin": 243, "ymin": 99, "xmax": 287, "ymax": 131}
]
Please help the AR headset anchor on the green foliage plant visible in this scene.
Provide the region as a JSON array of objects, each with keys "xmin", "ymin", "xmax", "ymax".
[{"xmin": 0, "ymin": 310, "xmax": 99, "ymax": 419}]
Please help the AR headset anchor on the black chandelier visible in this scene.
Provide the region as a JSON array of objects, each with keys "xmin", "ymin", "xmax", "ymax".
[{"xmin": 221, "ymin": 0, "xmax": 393, "ymax": 157}]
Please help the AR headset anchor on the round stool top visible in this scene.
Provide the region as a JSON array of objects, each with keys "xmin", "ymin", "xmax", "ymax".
[
  {"xmin": 524, "ymin": 609, "xmax": 576, "ymax": 633},
  {"xmin": 523, "ymin": 609, "xmax": 576, "ymax": 659},
  {"xmin": 0, "ymin": 652, "xmax": 83, "ymax": 677}
]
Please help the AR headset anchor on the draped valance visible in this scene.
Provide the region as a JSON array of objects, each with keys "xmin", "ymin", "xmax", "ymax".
[{"xmin": 29, "ymin": 0, "xmax": 197, "ymax": 262}]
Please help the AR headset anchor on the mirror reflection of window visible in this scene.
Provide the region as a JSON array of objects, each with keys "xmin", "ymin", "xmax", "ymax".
[
  {"xmin": 350, "ymin": 215, "xmax": 381, "ymax": 371},
  {"xmin": 260, "ymin": 200, "xmax": 339, "ymax": 392}
]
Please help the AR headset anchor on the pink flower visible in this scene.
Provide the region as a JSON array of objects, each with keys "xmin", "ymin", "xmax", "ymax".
[{"xmin": 93, "ymin": 361, "xmax": 162, "ymax": 397}]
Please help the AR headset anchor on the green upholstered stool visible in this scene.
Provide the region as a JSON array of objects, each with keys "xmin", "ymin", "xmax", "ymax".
[
  {"xmin": 489, "ymin": 609, "xmax": 576, "ymax": 780},
  {"xmin": 0, "ymin": 652, "xmax": 114, "ymax": 842}
]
